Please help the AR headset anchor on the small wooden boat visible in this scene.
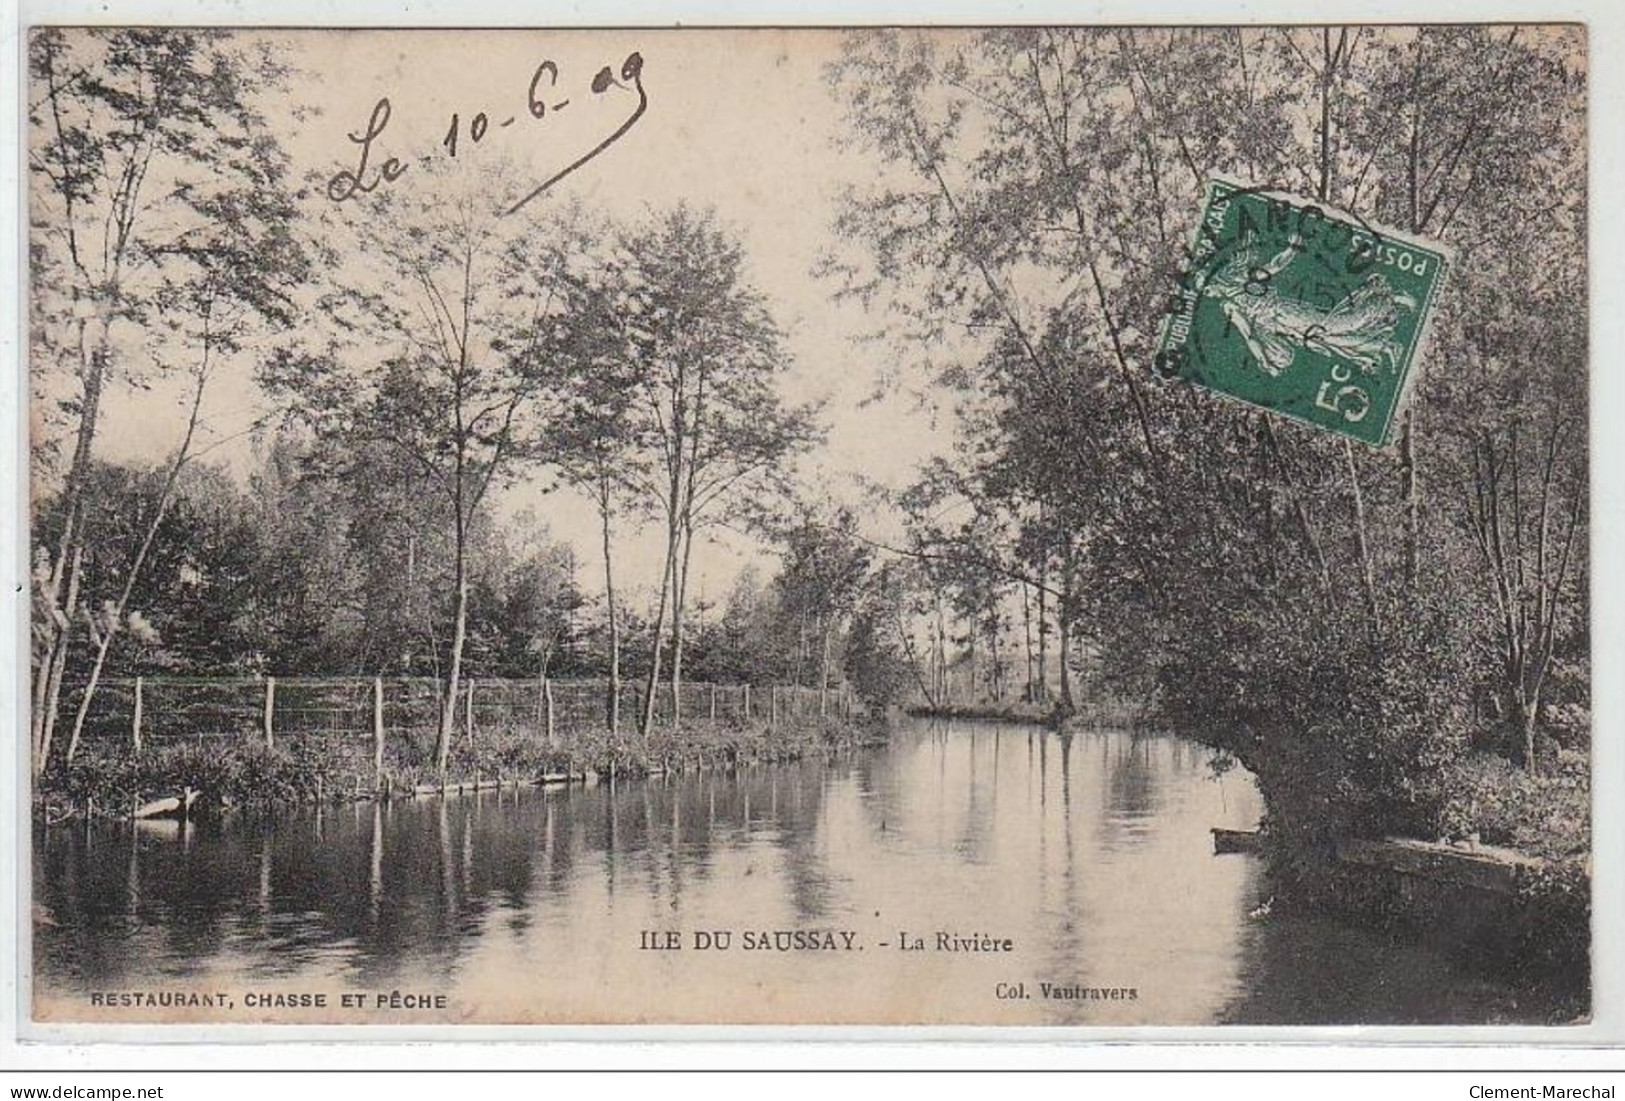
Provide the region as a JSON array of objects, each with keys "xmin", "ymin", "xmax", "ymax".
[
  {"xmin": 133, "ymin": 788, "xmax": 201, "ymax": 821},
  {"xmin": 1211, "ymin": 827, "xmax": 1264, "ymax": 855}
]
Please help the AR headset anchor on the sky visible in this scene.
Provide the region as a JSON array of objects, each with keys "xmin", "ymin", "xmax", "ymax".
[{"xmin": 79, "ymin": 28, "xmax": 967, "ymax": 608}]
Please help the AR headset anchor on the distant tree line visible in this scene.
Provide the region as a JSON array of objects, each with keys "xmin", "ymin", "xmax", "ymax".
[{"xmin": 34, "ymin": 441, "xmax": 895, "ymax": 695}]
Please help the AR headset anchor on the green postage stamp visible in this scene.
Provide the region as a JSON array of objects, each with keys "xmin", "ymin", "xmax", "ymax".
[{"xmin": 1157, "ymin": 178, "xmax": 1451, "ymax": 447}]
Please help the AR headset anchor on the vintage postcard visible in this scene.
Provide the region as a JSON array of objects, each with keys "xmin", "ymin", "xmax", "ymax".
[{"xmin": 22, "ymin": 23, "xmax": 1592, "ymax": 1030}]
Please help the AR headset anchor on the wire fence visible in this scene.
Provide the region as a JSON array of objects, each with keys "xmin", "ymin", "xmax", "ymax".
[{"xmin": 68, "ymin": 675, "xmax": 854, "ymax": 756}]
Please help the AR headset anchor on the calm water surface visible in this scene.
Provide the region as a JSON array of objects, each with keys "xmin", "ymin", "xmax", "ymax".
[{"xmin": 33, "ymin": 719, "xmax": 1556, "ymax": 1025}]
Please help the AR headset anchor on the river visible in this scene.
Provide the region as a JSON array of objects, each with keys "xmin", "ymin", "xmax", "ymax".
[{"xmin": 32, "ymin": 718, "xmax": 1561, "ymax": 1026}]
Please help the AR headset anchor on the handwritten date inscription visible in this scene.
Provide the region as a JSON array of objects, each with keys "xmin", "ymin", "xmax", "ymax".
[{"xmin": 326, "ymin": 50, "xmax": 647, "ymax": 215}]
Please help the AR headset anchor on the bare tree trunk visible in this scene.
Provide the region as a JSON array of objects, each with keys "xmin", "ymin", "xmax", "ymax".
[
  {"xmin": 1057, "ymin": 610, "xmax": 1075, "ymax": 714},
  {"xmin": 934, "ymin": 597, "xmax": 949, "ymax": 705},
  {"xmin": 1020, "ymin": 580, "xmax": 1036, "ymax": 702},
  {"xmin": 32, "ymin": 597, "xmax": 71, "ymax": 779},
  {"xmin": 818, "ymin": 619, "xmax": 832, "ymax": 717},
  {"xmin": 33, "ymin": 547, "xmax": 82, "ymax": 778},
  {"xmin": 640, "ymin": 518, "xmax": 679, "ymax": 740},
  {"xmin": 436, "ymin": 549, "xmax": 469, "ymax": 779},
  {"xmin": 669, "ymin": 519, "xmax": 698, "ymax": 733},
  {"xmin": 1315, "ymin": 27, "xmax": 1349, "ymax": 206},
  {"xmin": 30, "ymin": 628, "xmax": 58, "ymax": 776},
  {"xmin": 1036, "ymin": 551, "xmax": 1051, "ymax": 703},
  {"xmin": 1401, "ymin": 410, "xmax": 1420, "ymax": 590},
  {"xmin": 599, "ymin": 486, "xmax": 621, "ymax": 736},
  {"xmin": 1518, "ymin": 694, "xmax": 1540, "ymax": 775},
  {"xmin": 966, "ymin": 619, "xmax": 978, "ymax": 704},
  {"xmin": 989, "ymin": 608, "xmax": 1004, "ymax": 702},
  {"xmin": 1344, "ymin": 440, "xmax": 1382, "ymax": 631},
  {"xmin": 1057, "ymin": 552, "xmax": 1076, "ymax": 715}
]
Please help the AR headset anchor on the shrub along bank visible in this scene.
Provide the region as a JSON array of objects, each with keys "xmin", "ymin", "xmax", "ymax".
[
  {"xmin": 1229, "ymin": 662, "xmax": 1590, "ymax": 1007},
  {"xmin": 1141, "ymin": 576, "xmax": 1590, "ymax": 1013},
  {"xmin": 37, "ymin": 713, "xmax": 888, "ymax": 822}
]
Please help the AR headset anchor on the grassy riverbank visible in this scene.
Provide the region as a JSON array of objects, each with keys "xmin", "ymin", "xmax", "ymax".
[{"xmin": 36, "ymin": 713, "xmax": 888, "ymax": 822}]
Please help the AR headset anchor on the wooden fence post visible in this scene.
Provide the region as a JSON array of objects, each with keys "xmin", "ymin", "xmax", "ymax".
[
  {"xmin": 373, "ymin": 676, "xmax": 385, "ymax": 792},
  {"xmin": 264, "ymin": 677, "xmax": 276, "ymax": 747},
  {"xmin": 465, "ymin": 679, "xmax": 476, "ymax": 742},
  {"xmin": 770, "ymin": 685, "xmax": 778, "ymax": 728},
  {"xmin": 709, "ymin": 683, "xmax": 718, "ymax": 721},
  {"xmin": 743, "ymin": 683, "xmax": 751, "ymax": 721},
  {"xmin": 132, "ymin": 676, "xmax": 144, "ymax": 752},
  {"xmin": 544, "ymin": 677, "xmax": 556, "ymax": 746}
]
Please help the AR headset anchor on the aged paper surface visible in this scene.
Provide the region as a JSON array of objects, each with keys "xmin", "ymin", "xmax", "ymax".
[{"xmin": 25, "ymin": 25, "xmax": 1591, "ymax": 1029}]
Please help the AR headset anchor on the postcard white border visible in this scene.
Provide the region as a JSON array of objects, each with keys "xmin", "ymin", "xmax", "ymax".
[{"xmin": 3, "ymin": 0, "xmax": 1621, "ymax": 1068}]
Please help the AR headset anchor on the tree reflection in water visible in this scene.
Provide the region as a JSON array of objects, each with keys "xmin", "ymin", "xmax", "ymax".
[{"xmin": 33, "ymin": 719, "xmax": 1568, "ymax": 1024}]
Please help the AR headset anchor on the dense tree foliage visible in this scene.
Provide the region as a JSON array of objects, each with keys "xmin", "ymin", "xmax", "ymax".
[
  {"xmin": 33, "ymin": 434, "xmax": 901, "ymax": 712},
  {"xmin": 826, "ymin": 26, "xmax": 1587, "ymax": 820}
]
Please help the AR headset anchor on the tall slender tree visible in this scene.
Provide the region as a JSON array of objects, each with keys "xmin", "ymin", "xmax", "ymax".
[
  {"xmin": 29, "ymin": 28, "xmax": 306, "ymax": 776},
  {"xmin": 571, "ymin": 207, "xmax": 819, "ymax": 739},
  {"xmin": 544, "ymin": 233, "xmax": 652, "ymax": 735},
  {"xmin": 266, "ymin": 164, "xmax": 570, "ymax": 778}
]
